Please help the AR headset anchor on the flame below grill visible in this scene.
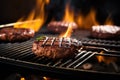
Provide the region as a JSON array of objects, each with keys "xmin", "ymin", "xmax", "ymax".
[{"xmin": 0, "ymin": 28, "xmax": 120, "ymax": 80}]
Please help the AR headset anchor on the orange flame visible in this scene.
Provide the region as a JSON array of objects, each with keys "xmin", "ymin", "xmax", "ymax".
[
  {"xmin": 14, "ymin": 0, "xmax": 50, "ymax": 32},
  {"xmin": 104, "ymin": 15, "xmax": 114, "ymax": 25},
  {"xmin": 75, "ymin": 13, "xmax": 83, "ymax": 28},
  {"xmin": 84, "ymin": 9, "xmax": 99, "ymax": 27},
  {"xmin": 59, "ymin": 24, "xmax": 73, "ymax": 38},
  {"xmin": 76, "ymin": 9, "xmax": 114, "ymax": 30},
  {"xmin": 20, "ymin": 77, "xmax": 25, "ymax": 80},
  {"xmin": 63, "ymin": 3, "xmax": 74, "ymax": 22},
  {"xmin": 96, "ymin": 51, "xmax": 117, "ymax": 64},
  {"xmin": 43, "ymin": 76, "xmax": 51, "ymax": 80},
  {"xmin": 60, "ymin": 2, "xmax": 74, "ymax": 38},
  {"xmin": 76, "ymin": 9, "xmax": 99, "ymax": 30}
]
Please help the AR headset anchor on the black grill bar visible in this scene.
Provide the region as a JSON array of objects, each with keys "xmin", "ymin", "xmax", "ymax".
[
  {"xmin": 95, "ymin": 52, "xmax": 120, "ymax": 57},
  {"xmin": 66, "ymin": 51, "xmax": 95, "ymax": 68},
  {"xmin": 74, "ymin": 52, "xmax": 96, "ymax": 68},
  {"xmin": 80, "ymin": 38, "xmax": 120, "ymax": 49},
  {"xmin": 52, "ymin": 59, "xmax": 63, "ymax": 67},
  {"xmin": 79, "ymin": 46, "xmax": 120, "ymax": 57}
]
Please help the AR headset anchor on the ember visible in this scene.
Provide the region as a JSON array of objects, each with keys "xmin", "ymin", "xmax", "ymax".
[{"xmin": 96, "ymin": 51, "xmax": 117, "ymax": 64}]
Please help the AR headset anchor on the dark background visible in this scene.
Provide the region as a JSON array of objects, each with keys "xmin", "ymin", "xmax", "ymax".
[{"xmin": 0, "ymin": 0, "xmax": 120, "ymax": 26}]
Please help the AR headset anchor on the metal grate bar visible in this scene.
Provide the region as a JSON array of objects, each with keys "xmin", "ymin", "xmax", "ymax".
[
  {"xmin": 59, "ymin": 51, "xmax": 87, "ymax": 67},
  {"xmin": 95, "ymin": 52, "xmax": 120, "ymax": 57},
  {"xmin": 52, "ymin": 59, "xmax": 63, "ymax": 67},
  {"xmin": 66, "ymin": 51, "xmax": 94, "ymax": 68},
  {"xmin": 74, "ymin": 52, "xmax": 96, "ymax": 68},
  {"xmin": 80, "ymin": 38, "xmax": 120, "ymax": 48}
]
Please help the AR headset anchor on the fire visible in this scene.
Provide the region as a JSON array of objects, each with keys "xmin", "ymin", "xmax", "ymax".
[
  {"xmin": 20, "ymin": 77, "xmax": 25, "ymax": 80},
  {"xmin": 76, "ymin": 9, "xmax": 114, "ymax": 29},
  {"xmin": 63, "ymin": 3, "xmax": 74, "ymax": 22},
  {"xmin": 60, "ymin": 5, "xmax": 112, "ymax": 37},
  {"xmin": 84, "ymin": 9, "xmax": 99, "ymax": 28},
  {"xmin": 14, "ymin": 0, "xmax": 50, "ymax": 32},
  {"xmin": 96, "ymin": 51, "xmax": 117, "ymax": 64},
  {"xmin": 60, "ymin": 2, "xmax": 74, "ymax": 38},
  {"xmin": 60, "ymin": 24, "xmax": 73, "ymax": 38},
  {"xmin": 43, "ymin": 76, "xmax": 51, "ymax": 80},
  {"xmin": 76, "ymin": 9, "xmax": 99, "ymax": 30},
  {"xmin": 104, "ymin": 15, "xmax": 114, "ymax": 25}
]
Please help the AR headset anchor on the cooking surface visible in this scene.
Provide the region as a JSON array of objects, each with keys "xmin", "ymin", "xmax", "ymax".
[{"xmin": 0, "ymin": 27, "xmax": 120, "ymax": 79}]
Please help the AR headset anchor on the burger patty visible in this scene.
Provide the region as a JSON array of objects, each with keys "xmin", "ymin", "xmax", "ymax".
[
  {"xmin": 32, "ymin": 36, "xmax": 81, "ymax": 59},
  {"xmin": 91, "ymin": 25, "xmax": 120, "ymax": 39},
  {"xmin": 0, "ymin": 27, "xmax": 35, "ymax": 42},
  {"xmin": 47, "ymin": 21, "xmax": 78, "ymax": 33}
]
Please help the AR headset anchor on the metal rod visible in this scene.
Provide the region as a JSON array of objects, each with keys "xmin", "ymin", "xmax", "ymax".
[
  {"xmin": 60, "ymin": 59, "xmax": 72, "ymax": 67},
  {"xmin": 111, "ymin": 62, "xmax": 119, "ymax": 72},
  {"xmin": 95, "ymin": 52, "xmax": 120, "ymax": 57},
  {"xmin": 75, "ymin": 51, "xmax": 87, "ymax": 59},
  {"xmin": 74, "ymin": 52, "xmax": 96, "ymax": 68},
  {"xmin": 66, "ymin": 51, "xmax": 93, "ymax": 68},
  {"xmin": 0, "ymin": 19, "xmax": 40, "ymax": 28},
  {"xmin": 53, "ymin": 59, "xmax": 62, "ymax": 67},
  {"xmin": 82, "ymin": 46, "xmax": 120, "ymax": 55}
]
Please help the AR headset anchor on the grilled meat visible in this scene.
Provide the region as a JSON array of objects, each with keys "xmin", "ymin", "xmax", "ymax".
[
  {"xmin": 91, "ymin": 25, "xmax": 120, "ymax": 39},
  {"xmin": 47, "ymin": 21, "xmax": 78, "ymax": 33},
  {"xmin": 32, "ymin": 36, "xmax": 81, "ymax": 59},
  {"xmin": 0, "ymin": 27, "xmax": 35, "ymax": 42}
]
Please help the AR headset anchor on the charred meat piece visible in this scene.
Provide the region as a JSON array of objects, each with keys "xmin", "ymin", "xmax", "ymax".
[
  {"xmin": 91, "ymin": 25, "xmax": 120, "ymax": 39},
  {"xmin": 32, "ymin": 36, "xmax": 81, "ymax": 59},
  {"xmin": 47, "ymin": 21, "xmax": 78, "ymax": 33},
  {"xmin": 0, "ymin": 27, "xmax": 35, "ymax": 42}
]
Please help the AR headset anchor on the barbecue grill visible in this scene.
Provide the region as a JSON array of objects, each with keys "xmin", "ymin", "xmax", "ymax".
[{"xmin": 0, "ymin": 27, "xmax": 120, "ymax": 80}]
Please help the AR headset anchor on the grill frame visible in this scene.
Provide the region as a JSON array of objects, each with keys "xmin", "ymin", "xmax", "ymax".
[
  {"xmin": 0, "ymin": 54, "xmax": 120, "ymax": 80},
  {"xmin": 0, "ymin": 28, "xmax": 120, "ymax": 79}
]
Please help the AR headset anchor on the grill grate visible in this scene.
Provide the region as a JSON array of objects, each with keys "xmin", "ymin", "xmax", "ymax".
[
  {"xmin": 0, "ymin": 37, "xmax": 120, "ymax": 78},
  {"xmin": 80, "ymin": 38, "xmax": 120, "ymax": 49}
]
